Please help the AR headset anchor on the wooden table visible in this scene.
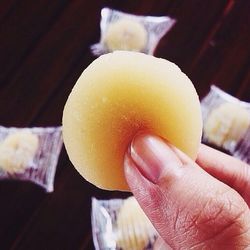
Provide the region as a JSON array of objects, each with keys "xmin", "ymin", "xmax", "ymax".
[{"xmin": 0, "ymin": 1, "xmax": 249, "ymax": 249}]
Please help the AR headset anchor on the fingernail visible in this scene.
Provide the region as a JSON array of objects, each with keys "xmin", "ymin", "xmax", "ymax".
[{"xmin": 129, "ymin": 133, "xmax": 182, "ymax": 183}]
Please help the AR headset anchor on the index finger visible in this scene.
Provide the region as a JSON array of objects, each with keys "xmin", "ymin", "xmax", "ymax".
[{"xmin": 196, "ymin": 144, "xmax": 250, "ymax": 206}]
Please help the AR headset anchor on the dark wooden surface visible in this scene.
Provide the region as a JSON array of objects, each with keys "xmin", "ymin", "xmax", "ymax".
[{"xmin": 0, "ymin": 1, "xmax": 249, "ymax": 249}]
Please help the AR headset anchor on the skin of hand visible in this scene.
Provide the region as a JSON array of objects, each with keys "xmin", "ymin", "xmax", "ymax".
[{"xmin": 124, "ymin": 133, "xmax": 250, "ymax": 249}]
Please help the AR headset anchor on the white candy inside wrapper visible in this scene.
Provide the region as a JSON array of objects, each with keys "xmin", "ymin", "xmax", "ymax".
[
  {"xmin": 91, "ymin": 197, "xmax": 158, "ymax": 250},
  {"xmin": 0, "ymin": 131, "xmax": 39, "ymax": 174},
  {"xmin": 201, "ymin": 86, "xmax": 250, "ymax": 163},
  {"xmin": 91, "ymin": 8, "xmax": 176, "ymax": 56},
  {"xmin": 0, "ymin": 126, "xmax": 63, "ymax": 192}
]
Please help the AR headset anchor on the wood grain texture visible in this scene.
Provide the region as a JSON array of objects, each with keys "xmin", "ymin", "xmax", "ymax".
[
  {"xmin": 0, "ymin": 1, "xmax": 249, "ymax": 249},
  {"xmin": 0, "ymin": 0, "xmax": 69, "ymax": 87},
  {"xmin": 0, "ymin": 0, "xmax": 18, "ymax": 22},
  {"xmin": 190, "ymin": 0, "xmax": 250, "ymax": 98}
]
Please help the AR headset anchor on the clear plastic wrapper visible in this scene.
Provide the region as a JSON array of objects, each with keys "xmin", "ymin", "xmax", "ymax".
[
  {"xmin": 201, "ymin": 86, "xmax": 250, "ymax": 162},
  {"xmin": 0, "ymin": 126, "xmax": 63, "ymax": 192},
  {"xmin": 91, "ymin": 7, "xmax": 176, "ymax": 56},
  {"xmin": 234, "ymin": 127, "xmax": 250, "ymax": 164},
  {"xmin": 92, "ymin": 197, "xmax": 158, "ymax": 250}
]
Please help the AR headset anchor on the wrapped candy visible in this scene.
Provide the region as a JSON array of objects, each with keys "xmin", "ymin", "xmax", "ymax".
[
  {"xmin": 91, "ymin": 8, "xmax": 176, "ymax": 56},
  {"xmin": 92, "ymin": 196, "xmax": 158, "ymax": 250},
  {"xmin": 0, "ymin": 126, "xmax": 63, "ymax": 192},
  {"xmin": 201, "ymin": 86, "xmax": 250, "ymax": 163}
]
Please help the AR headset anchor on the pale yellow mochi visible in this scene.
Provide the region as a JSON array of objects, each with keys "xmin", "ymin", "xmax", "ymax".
[
  {"xmin": 62, "ymin": 51, "xmax": 202, "ymax": 190},
  {"xmin": 103, "ymin": 19, "xmax": 147, "ymax": 52}
]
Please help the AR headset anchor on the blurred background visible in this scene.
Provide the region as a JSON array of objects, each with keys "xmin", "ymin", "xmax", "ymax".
[{"xmin": 0, "ymin": 0, "xmax": 249, "ymax": 249}]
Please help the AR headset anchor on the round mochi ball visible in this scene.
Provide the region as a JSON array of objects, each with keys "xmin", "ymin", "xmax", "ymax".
[
  {"xmin": 62, "ymin": 51, "xmax": 202, "ymax": 190},
  {"xmin": 103, "ymin": 19, "xmax": 147, "ymax": 52}
]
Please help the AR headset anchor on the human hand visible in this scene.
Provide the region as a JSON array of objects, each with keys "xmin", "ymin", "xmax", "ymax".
[{"xmin": 124, "ymin": 133, "xmax": 250, "ymax": 249}]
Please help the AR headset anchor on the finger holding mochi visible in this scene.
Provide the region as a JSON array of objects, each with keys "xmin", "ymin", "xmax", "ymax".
[{"xmin": 62, "ymin": 51, "xmax": 202, "ymax": 190}]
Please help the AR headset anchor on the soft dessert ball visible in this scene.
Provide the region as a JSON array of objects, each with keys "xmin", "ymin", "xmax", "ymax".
[
  {"xmin": 204, "ymin": 102, "xmax": 250, "ymax": 148},
  {"xmin": 103, "ymin": 19, "xmax": 147, "ymax": 52},
  {"xmin": 0, "ymin": 131, "xmax": 39, "ymax": 174},
  {"xmin": 116, "ymin": 196, "xmax": 157, "ymax": 250},
  {"xmin": 63, "ymin": 51, "xmax": 202, "ymax": 190}
]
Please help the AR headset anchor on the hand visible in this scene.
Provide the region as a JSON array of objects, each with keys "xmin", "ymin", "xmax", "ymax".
[{"xmin": 124, "ymin": 133, "xmax": 250, "ymax": 249}]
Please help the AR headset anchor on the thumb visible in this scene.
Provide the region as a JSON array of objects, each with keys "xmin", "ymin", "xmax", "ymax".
[{"xmin": 124, "ymin": 133, "xmax": 250, "ymax": 249}]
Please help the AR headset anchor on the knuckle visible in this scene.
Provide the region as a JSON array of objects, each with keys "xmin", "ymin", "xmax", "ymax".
[
  {"xmin": 196, "ymin": 188, "xmax": 246, "ymax": 231},
  {"xmin": 190, "ymin": 187, "xmax": 250, "ymax": 247}
]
